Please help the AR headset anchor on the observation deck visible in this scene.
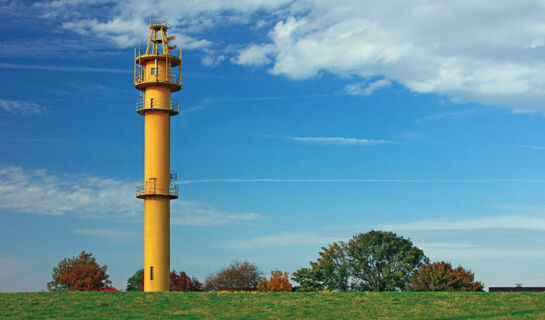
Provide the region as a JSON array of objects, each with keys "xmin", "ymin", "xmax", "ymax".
[
  {"xmin": 136, "ymin": 183, "xmax": 179, "ymax": 199},
  {"xmin": 134, "ymin": 67, "xmax": 182, "ymax": 92}
]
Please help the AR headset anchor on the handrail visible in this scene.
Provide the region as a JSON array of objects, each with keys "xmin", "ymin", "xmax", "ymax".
[
  {"xmin": 136, "ymin": 98, "xmax": 179, "ymax": 112},
  {"xmin": 134, "ymin": 68, "xmax": 181, "ymax": 86},
  {"xmin": 136, "ymin": 183, "xmax": 178, "ymax": 198}
]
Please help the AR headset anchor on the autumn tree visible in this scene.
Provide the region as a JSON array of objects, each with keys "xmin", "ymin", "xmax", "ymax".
[
  {"xmin": 268, "ymin": 270, "xmax": 292, "ymax": 292},
  {"xmin": 407, "ymin": 261, "xmax": 484, "ymax": 291},
  {"xmin": 126, "ymin": 269, "xmax": 144, "ymax": 291},
  {"xmin": 170, "ymin": 270, "xmax": 203, "ymax": 291},
  {"xmin": 47, "ymin": 251, "xmax": 111, "ymax": 291},
  {"xmin": 205, "ymin": 260, "xmax": 262, "ymax": 291}
]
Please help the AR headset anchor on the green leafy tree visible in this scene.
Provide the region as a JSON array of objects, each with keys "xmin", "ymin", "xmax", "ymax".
[
  {"xmin": 126, "ymin": 269, "xmax": 144, "ymax": 291},
  {"xmin": 291, "ymin": 267, "xmax": 323, "ymax": 292},
  {"xmin": 347, "ymin": 230, "xmax": 428, "ymax": 291},
  {"xmin": 407, "ymin": 261, "xmax": 484, "ymax": 291},
  {"xmin": 291, "ymin": 241, "xmax": 349, "ymax": 291},
  {"xmin": 47, "ymin": 251, "xmax": 111, "ymax": 291}
]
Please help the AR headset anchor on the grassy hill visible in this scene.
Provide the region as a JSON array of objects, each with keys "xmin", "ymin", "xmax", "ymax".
[{"xmin": 1, "ymin": 291, "xmax": 544, "ymax": 319}]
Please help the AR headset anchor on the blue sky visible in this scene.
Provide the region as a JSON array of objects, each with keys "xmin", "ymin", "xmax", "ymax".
[{"xmin": 2, "ymin": 0, "xmax": 545, "ymax": 291}]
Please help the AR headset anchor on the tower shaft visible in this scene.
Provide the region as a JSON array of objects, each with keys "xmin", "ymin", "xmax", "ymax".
[{"xmin": 134, "ymin": 17, "xmax": 182, "ymax": 292}]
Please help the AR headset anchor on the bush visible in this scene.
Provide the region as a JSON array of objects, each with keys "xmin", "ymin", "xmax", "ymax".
[
  {"xmin": 407, "ymin": 261, "xmax": 484, "ymax": 291},
  {"xmin": 257, "ymin": 278, "xmax": 269, "ymax": 292},
  {"xmin": 47, "ymin": 251, "xmax": 111, "ymax": 291},
  {"xmin": 205, "ymin": 260, "xmax": 262, "ymax": 291}
]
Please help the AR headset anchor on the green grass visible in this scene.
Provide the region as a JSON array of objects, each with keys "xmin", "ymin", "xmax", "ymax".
[{"xmin": 1, "ymin": 292, "xmax": 544, "ymax": 319}]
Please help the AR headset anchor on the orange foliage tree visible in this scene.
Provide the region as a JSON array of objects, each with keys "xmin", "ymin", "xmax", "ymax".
[
  {"xmin": 268, "ymin": 270, "xmax": 292, "ymax": 292},
  {"xmin": 47, "ymin": 251, "xmax": 111, "ymax": 291},
  {"xmin": 407, "ymin": 261, "xmax": 484, "ymax": 291}
]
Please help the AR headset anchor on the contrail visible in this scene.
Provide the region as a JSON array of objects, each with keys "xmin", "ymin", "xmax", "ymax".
[{"xmin": 180, "ymin": 178, "xmax": 545, "ymax": 184}]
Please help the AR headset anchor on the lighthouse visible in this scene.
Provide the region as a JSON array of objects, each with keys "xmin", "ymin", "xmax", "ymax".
[{"xmin": 134, "ymin": 17, "xmax": 181, "ymax": 292}]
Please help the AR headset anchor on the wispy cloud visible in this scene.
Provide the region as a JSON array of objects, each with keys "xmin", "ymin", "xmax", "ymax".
[
  {"xmin": 288, "ymin": 136, "xmax": 394, "ymax": 146},
  {"xmin": 73, "ymin": 228, "xmax": 141, "ymax": 243},
  {"xmin": 220, "ymin": 232, "xmax": 340, "ymax": 249},
  {"xmin": 0, "ymin": 99, "xmax": 44, "ymax": 115},
  {"xmin": 345, "ymin": 79, "xmax": 392, "ymax": 96},
  {"xmin": 0, "ymin": 63, "xmax": 131, "ymax": 74},
  {"xmin": 415, "ymin": 109, "xmax": 479, "ymax": 124},
  {"xmin": 492, "ymin": 203, "xmax": 545, "ymax": 214},
  {"xmin": 520, "ymin": 145, "xmax": 545, "ymax": 151},
  {"xmin": 0, "ymin": 165, "xmax": 261, "ymax": 226},
  {"xmin": 380, "ymin": 215, "xmax": 545, "ymax": 231},
  {"xmin": 188, "ymin": 178, "xmax": 545, "ymax": 184}
]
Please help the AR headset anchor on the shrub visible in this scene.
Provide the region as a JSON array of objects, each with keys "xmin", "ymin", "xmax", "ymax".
[
  {"xmin": 257, "ymin": 278, "xmax": 269, "ymax": 292},
  {"xmin": 407, "ymin": 261, "xmax": 484, "ymax": 291},
  {"xmin": 47, "ymin": 251, "xmax": 111, "ymax": 291}
]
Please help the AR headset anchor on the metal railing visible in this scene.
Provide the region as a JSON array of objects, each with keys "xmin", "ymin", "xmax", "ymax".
[
  {"xmin": 136, "ymin": 183, "xmax": 178, "ymax": 198},
  {"xmin": 136, "ymin": 98, "xmax": 179, "ymax": 113},
  {"xmin": 150, "ymin": 17, "xmax": 168, "ymax": 27},
  {"xmin": 134, "ymin": 68, "xmax": 181, "ymax": 86}
]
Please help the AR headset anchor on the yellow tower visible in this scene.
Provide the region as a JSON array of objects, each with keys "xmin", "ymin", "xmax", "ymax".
[{"xmin": 134, "ymin": 17, "xmax": 181, "ymax": 292}]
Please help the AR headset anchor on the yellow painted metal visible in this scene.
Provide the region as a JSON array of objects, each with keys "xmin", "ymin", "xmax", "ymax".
[{"xmin": 134, "ymin": 18, "xmax": 181, "ymax": 292}]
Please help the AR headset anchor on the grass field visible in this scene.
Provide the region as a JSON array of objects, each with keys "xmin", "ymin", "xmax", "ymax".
[{"xmin": 1, "ymin": 292, "xmax": 544, "ymax": 319}]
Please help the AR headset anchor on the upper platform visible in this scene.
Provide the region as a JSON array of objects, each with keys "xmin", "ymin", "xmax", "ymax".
[{"xmin": 135, "ymin": 54, "xmax": 181, "ymax": 67}]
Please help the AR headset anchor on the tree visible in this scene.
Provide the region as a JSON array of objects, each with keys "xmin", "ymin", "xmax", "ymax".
[
  {"xmin": 347, "ymin": 231, "xmax": 428, "ymax": 291},
  {"xmin": 291, "ymin": 242, "xmax": 349, "ymax": 292},
  {"xmin": 170, "ymin": 270, "xmax": 203, "ymax": 291},
  {"xmin": 205, "ymin": 260, "xmax": 262, "ymax": 291},
  {"xmin": 292, "ymin": 231, "xmax": 428, "ymax": 292},
  {"xmin": 47, "ymin": 251, "xmax": 111, "ymax": 291},
  {"xmin": 291, "ymin": 267, "xmax": 323, "ymax": 292},
  {"xmin": 268, "ymin": 270, "xmax": 292, "ymax": 292},
  {"xmin": 126, "ymin": 269, "xmax": 144, "ymax": 291},
  {"xmin": 407, "ymin": 261, "xmax": 484, "ymax": 291}
]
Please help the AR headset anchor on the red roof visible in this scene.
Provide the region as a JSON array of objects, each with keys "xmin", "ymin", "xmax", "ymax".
[{"xmin": 99, "ymin": 287, "xmax": 121, "ymax": 292}]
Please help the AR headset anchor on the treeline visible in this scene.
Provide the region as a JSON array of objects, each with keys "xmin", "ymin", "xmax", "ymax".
[{"xmin": 47, "ymin": 230, "xmax": 483, "ymax": 292}]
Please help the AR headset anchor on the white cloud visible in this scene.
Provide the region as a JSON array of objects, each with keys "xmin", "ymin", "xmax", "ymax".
[
  {"xmin": 288, "ymin": 136, "xmax": 393, "ymax": 146},
  {"xmin": 0, "ymin": 99, "xmax": 43, "ymax": 115},
  {"xmin": 220, "ymin": 232, "xmax": 340, "ymax": 249},
  {"xmin": 345, "ymin": 79, "xmax": 391, "ymax": 96},
  {"xmin": 0, "ymin": 165, "xmax": 261, "ymax": 226},
  {"xmin": 73, "ymin": 228, "xmax": 141, "ymax": 243},
  {"xmin": 234, "ymin": 0, "xmax": 545, "ymax": 113}
]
